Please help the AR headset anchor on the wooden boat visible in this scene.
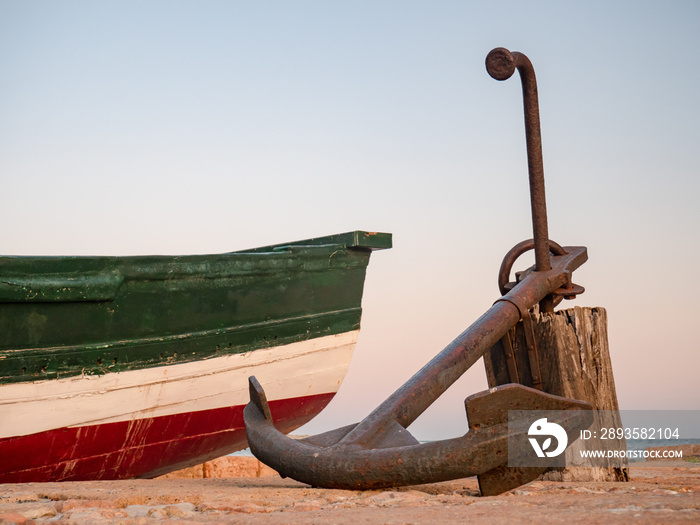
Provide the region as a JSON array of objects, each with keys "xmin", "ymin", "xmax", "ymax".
[{"xmin": 0, "ymin": 231, "xmax": 390, "ymax": 483}]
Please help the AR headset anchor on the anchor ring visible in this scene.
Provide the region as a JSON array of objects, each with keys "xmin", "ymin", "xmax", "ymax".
[{"xmin": 498, "ymin": 239, "xmax": 567, "ymax": 296}]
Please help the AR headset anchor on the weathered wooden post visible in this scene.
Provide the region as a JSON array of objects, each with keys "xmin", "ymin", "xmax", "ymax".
[{"xmin": 483, "ymin": 305, "xmax": 629, "ymax": 482}]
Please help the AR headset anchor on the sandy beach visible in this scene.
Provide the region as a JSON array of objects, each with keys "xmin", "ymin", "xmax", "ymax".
[{"xmin": 0, "ymin": 459, "xmax": 697, "ymax": 524}]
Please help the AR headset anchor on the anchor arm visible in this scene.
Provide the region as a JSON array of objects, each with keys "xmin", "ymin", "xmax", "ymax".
[{"xmin": 245, "ymin": 378, "xmax": 592, "ymax": 490}]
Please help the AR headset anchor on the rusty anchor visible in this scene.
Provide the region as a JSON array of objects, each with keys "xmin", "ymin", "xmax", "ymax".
[{"xmin": 243, "ymin": 48, "xmax": 592, "ymax": 495}]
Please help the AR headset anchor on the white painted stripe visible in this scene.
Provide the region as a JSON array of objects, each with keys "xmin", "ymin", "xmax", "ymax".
[{"xmin": 0, "ymin": 331, "xmax": 358, "ymax": 439}]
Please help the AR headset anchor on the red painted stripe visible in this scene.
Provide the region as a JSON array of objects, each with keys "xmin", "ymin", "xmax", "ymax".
[{"xmin": 0, "ymin": 392, "xmax": 334, "ymax": 483}]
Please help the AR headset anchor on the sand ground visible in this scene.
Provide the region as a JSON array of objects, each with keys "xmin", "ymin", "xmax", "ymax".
[{"xmin": 0, "ymin": 462, "xmax": 698, "ymax": 524}]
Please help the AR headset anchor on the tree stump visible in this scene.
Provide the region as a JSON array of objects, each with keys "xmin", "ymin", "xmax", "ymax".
[{"xmin": 483, "ymin": 305, "xmax": 629, "ymax": 482}]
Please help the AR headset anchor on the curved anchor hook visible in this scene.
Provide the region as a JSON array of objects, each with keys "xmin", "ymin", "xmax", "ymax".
[
  {"xmin": 244, "ymin": 246, "xmax": 590, "ymax": 494},
  {"xmin": 245, "ymin": 377, "xmax": 592, "ymax": 491}
]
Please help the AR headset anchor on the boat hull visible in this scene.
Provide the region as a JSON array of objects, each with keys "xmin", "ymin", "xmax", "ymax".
[
  {"xmin": 0, "ymin": 231, "xmax": 390, "ymax": 482},
  {"xmin": 0, "ymin": 331, "xmax": 356, "ymax": 482}
]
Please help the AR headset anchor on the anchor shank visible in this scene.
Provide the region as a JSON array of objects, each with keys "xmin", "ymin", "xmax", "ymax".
[
  {"xmin": 343, "ymin": 301, "xmax": 519, "ymax": 441},
  {"xmin": 339, "ymin": 247, "xmax": 586, "ymax": 446}
]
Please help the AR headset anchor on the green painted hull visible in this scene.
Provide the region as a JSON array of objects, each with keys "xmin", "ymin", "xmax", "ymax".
[{"xmin": 0, "ymin": 231, "xmax": 391, "ymax": 385}]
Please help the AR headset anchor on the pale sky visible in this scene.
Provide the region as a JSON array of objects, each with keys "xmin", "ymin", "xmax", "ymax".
[{"xmin": 1, "ymin": 1, "xmax": 698, "ymax": 441}]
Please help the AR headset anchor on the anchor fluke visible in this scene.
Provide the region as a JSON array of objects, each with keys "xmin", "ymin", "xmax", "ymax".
[{"xmin": 466, "ymin": 385, "xmax": 593, "ymax": 496}]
